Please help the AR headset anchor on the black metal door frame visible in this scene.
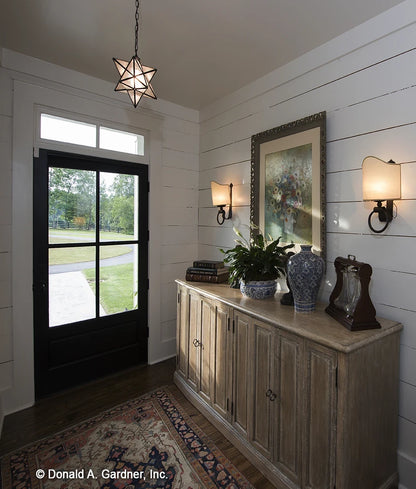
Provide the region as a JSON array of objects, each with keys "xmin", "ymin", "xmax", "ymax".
[{"xmin": 33, "ymin": 149, "xmax": 149, "ymax": 398}]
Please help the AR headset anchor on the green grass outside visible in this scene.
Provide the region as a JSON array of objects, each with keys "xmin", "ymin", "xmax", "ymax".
[
  {"xmin": 49, "ymin": 245, "xmax": 131, "ymax": 265},
  {"xmin": 49, "ymin": 228, "xmax": 134, "ymax": 242},
  {"xmin": 83, "ymin": 264, "xmax": 137, "ymax": 315}
]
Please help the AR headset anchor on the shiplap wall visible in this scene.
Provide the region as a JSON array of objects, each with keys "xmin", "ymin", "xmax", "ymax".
[
  {"xmin": 198, "ymin": 3, "xmax": 416, "ymax": 487},
  {"xmin": 0, "ymin": 62, "xmax": 13, "ymax": 427},
  {"xmin": 160, "ymin": 113, "xmax": 199, "ymax": 352}
]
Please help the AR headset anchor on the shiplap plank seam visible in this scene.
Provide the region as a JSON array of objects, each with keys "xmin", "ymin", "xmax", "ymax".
[
  {"xmin": 162, "ymin": 147, "xmax": 199, "ymax": 155},
  {"xmin": 199, "ymin": 159, "xmax": 251, "ymax": 170},
  {"xmin": 214, "ymin": 113, "xmax": 255, "ymax": 131},
  {"xmin": 399, "ymin": 416, "xmax": 416, "ymax": 426},
  {"xmin": 200, "ymin": 137, "xmax": 250, "ymax": 155},
  {"xmin": 327, "ymin": 232, "xmax": 416, "ymax": 239},
  {"xmin": 269, "ymin": 46, "xmax": 416, "ymax": 110},
  {"xmin": 198, "ymin": 159, "xmax": 250, "ymax": 171},
  {"xmin": 326, "ymin": 201, "xmax": 416, "ymax": 205},
  {"xmin": 378, "ymin": 302, "xmax": 416, "ymax": 314},
  {"xmin": 328, "ymin": 120, "xmax": 416, "ymax": 144},
  {"xmin": 326, "ymin": 168, "xmax": 361, "ymax": 174}
]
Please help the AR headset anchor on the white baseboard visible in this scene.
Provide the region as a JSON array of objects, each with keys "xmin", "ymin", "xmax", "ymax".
[
  {"xmin": 398, "ymin": 450, "xmax": 416, "ymax": 489},
  {"xmin": 148, "ymin": 353, "xmax": 176, "ymax": 365}
]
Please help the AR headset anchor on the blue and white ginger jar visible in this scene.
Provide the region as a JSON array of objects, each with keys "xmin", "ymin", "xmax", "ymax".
[{"xmin": 287, "ymin": 245, "xmax": 324, "ymax": 312}]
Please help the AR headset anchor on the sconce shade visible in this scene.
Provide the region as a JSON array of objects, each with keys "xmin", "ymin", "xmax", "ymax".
[
  {"xmin": 362, "ymin": 156, "xmax": 401, "ymax": 201},
  {"xmin": 211, "ymin": 181, "xmax": 231, "ymax": 206}
]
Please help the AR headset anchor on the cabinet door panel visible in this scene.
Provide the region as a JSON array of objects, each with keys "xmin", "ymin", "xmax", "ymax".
[
  {"xmin": 233, "ymin": 312, "xmax": 250, "ymax": 438},
  {"xmin": 274, "ymin": 331, "xmax": 302, "ymax": 484},
  {"xmin": 251, "ymin": 320, "xmax": 274, "ymax": 459},
  {"xmin": 303, "ymin": 342, "xmax": 337, "ymax": 489},
  {"xmin": 176, "ymin": 286, "xmax": 188, "ymax": 378},
  {"xmin": 199, "ymin": 299, "xmax": 212, "ymax": 402},
  {"xmin": 211, "ymin": 303, "xmax": 229, "ymax": 419},
  {"xmin": 187, "ymin": 292, "xmax": 200, "ymax": 390}
]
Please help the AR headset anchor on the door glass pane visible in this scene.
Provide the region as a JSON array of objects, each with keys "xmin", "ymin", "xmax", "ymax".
[
  {"xmin": 99, "ymin": 173, "xmax": 138, "ymax": 241},
  {"xmin": 49, "ymin": 247, "xmax": 96, "ymax": 327},
  {"xmin": 97, "ymin": 244, "xmax": 139, "ymax": 316},
  {"xmin": 49, "ymin": 168, "xmax": 96, "ymax": 243}
]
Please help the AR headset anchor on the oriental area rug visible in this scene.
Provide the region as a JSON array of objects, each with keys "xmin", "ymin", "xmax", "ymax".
[{"xmin": 0, "ymin": 387, "xmax": 254, "ymax": 489}]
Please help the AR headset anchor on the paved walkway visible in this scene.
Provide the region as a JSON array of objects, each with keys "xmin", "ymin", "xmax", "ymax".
[
  {"xmin": 49, "ymin": 233, "xmax": 94, "ymax": 241},
  {"xmin": 49, "ymin": 245, "xmax": 134, "ymax": 274},
  {"xmin": 49, "ymin": 271, "xmax": 106, "ymax": 327}
]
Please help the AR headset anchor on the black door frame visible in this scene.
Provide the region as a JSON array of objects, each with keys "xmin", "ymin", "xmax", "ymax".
[{"xmin": 33, "ymin": 149, "xmax": 149, "ymax": 398}]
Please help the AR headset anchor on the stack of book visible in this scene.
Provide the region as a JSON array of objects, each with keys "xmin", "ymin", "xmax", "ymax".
[{"xmin": 186, "ymin": 260, "xmax": 229, "ymax": 283}]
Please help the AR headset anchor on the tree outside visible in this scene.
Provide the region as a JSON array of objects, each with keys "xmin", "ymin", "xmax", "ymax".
[{"xmin": 48, "ymin": 169, "xmax": 136, "ymax": 235}]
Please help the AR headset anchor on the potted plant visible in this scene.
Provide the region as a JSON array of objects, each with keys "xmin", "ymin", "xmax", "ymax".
[{"xmin": 221, "ymin": 227, "xmax": 294, "ymax": 299}]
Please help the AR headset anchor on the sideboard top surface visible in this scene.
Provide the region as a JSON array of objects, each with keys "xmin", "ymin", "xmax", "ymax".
[{"xmin": 176, "ymin": 279, "xmax": 402, "ymax": 353}]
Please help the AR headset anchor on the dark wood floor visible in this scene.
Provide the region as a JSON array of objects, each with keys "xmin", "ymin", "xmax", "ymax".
[{"xmin": 0, "ymin": 358, "xmax": 276, "ymax": 489}]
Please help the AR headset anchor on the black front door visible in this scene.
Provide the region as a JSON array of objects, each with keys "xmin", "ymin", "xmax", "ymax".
[{"xmin": 33, "ymin": 149, "xmax": 149, "ymax": 398}]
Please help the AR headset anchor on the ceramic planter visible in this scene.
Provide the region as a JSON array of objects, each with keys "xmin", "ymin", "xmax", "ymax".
[{"xmin": 240, "ymin": 279, "xmax": 277, "ymax": 299}]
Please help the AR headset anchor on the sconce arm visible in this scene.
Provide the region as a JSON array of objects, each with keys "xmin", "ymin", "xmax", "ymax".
[
  {"xmin": 368, "ymin": 200, "xmax": 393, "ymax": 233},
  {"xmin": 217, "ymin": 206, "xmax": 226, "ymax": 225}
]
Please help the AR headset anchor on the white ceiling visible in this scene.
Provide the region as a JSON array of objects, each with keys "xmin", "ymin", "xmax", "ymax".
[{"xmin": 0, "ymin": 0, "xmax": 404, "ymax": 109}]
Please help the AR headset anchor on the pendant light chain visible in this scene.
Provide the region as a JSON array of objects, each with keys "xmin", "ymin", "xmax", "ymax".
[
  {"xmin": 134, "ymin": 0, "xmax": 139, "ymax": 57},
  {"xmin": 113, "ymin": 0, "xmax": 157, "ymax": 107}
]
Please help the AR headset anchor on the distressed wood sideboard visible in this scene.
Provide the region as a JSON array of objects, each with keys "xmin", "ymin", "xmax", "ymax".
[{"xmin": 174, "ymin": 279, "xmax": 402, "ymax": 489}]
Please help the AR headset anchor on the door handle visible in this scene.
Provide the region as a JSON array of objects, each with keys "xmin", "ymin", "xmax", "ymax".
[{"xmin": 33, "ymin": 282, "xmax": 47, "ymax": 292}]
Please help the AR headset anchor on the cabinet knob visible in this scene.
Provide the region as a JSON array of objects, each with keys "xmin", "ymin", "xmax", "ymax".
[
  {"xmin": 192, "ymin": 338, "xmax": 202, "ymax": 348},
  {"xmin": 266, "ymin": 389, "xmax": 272, "ymax": 397},
  {"xmin": 269, "ymin": 393, "xmax": 277, "ymax": 401}
]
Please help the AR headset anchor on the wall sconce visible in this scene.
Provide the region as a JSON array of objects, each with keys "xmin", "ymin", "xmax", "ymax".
[
  {"xmin": 211, "ymin": 181, "xmax": 233, "ymax": 225},
  {"xmin": 362, "ymin": 156, "xmax": 401, "ymax": 233}
]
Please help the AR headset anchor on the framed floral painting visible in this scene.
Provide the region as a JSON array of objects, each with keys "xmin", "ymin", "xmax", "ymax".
[{"xmin": 250, "ymin": 112, "xmax": 326, "ymax": 261}]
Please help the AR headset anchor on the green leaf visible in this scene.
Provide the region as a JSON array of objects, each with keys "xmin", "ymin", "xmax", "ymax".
[{"xmin": 221, "ymin": 225, "xmax": 294, "ymax": 283}]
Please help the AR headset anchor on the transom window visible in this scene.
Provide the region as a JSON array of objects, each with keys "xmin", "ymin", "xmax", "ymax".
[{"xmin": 40, "ymin": 113, "xmax": 144, "ymax": 156}]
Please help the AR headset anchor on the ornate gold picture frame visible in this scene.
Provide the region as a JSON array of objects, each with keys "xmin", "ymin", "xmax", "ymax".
[{"xmin": 250, "ymin": 112, "xmax": 326, "ymax": 261}]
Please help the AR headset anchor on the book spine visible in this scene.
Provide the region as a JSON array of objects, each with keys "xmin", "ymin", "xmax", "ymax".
[
  {"xmin": 187, "ymin": 267, "xmax": 228, "ymax": 276},
  {"xmin": 187, "ymin": 268, "xmax": 217, "ymax": 276},
  {"xmin": 193, "ymin": 261, "xmax": 224, "ymax": 269},
  {"xmin": 186, "ymin": 273, "xmax": 229, "ymax": 283}
]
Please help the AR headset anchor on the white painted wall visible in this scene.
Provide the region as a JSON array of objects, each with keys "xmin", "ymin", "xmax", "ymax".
[
  {"xmin": 0, "ymin": 49, "xmax": 198, "ymax": 415},
  {"xmin": 160, "ymin": 110, "xmax": 199, "ymax": 352},
  {"xmin": 198, "ymin": 2, "xmax": 416, "ymax": 487},
  {"xmin": 0, "ymin": 58, "xmax": 13, "ymax": 427}
]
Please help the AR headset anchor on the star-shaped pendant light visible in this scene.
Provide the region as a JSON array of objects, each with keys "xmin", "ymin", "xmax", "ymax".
[{"xmin": 113, "ymin": 0, "xmax": 157, "ymax": 107}]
